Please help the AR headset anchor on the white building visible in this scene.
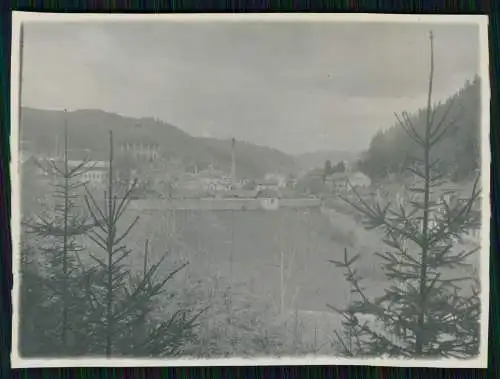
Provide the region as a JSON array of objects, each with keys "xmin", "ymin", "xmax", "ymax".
[
  {"xmin": 255, "ymin": 179, "xmax": 280, "ymax": 192},
  {"xmin": 76, "ymin": 160, "xmax": 108, "ymax": 186},
  {"xmin": 81, "ymin": 168, "xmax": 106, "ymax": 185},
  {"xmin": 256, "ymin": 188, "xmax": 282, "ymax": 210},
  {"xmin": 119, "ymin": 140, "xmax": 160, "ymax": 161},
  {"xmin": 42, "ymin": 157, "xmax": 108, "ymax": 187},
  {"xmin": 264, "ymin": 173, "xmax": 287, "ymax": 188},
  {"xmin": 325, "ymin": 171, "xmax": 371, "ymax": 193},
  {"xmin": 204, "ymin": 178, "xmax": 230, "ymax": 192}
]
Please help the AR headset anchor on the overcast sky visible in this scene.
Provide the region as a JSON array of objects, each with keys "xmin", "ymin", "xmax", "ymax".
[{"xmin": 20, "ymin": 20, "xmax": 480, "ymax": 155}]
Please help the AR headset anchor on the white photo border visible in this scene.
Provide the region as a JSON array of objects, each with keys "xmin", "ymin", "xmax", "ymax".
[{"xmin": 9, "ymin": 11, "xmax": 491, "ymax": 369}]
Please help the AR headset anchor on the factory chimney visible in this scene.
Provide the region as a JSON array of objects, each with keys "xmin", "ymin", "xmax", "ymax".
[{"xmin": 231, "ymin": 138, "xmax": 236, "ymax": 189}]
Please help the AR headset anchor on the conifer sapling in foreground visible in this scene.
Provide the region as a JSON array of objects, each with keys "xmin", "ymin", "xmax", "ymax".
[
  {"xmin": 21, "ymin": 113, "xmax": 96, "ymax": 355},
  {"xmin": 81, "ymin": 130, "xmax": 204, "ymax": 357},
  {"xmin": 328, "ymin": 30, "xmax": 482, "ymax": 358}
]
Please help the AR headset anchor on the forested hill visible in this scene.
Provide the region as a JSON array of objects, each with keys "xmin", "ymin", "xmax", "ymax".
[
  {"xmin": 357, "ymin": 77, "xmax": 481, "ymax": 183},
  {"xmin": 19, "ymin": 107, "xmax": 297, "ymax": 178}
]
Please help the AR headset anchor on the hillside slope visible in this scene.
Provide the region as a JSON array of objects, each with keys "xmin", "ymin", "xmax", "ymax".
[
  {"xmin": 19, "ymin": 107, "xmax": 297, "ymax": 178},
  {"xmin": 357, "ymin": 77, "xmax": 481, "ymax": 182}
]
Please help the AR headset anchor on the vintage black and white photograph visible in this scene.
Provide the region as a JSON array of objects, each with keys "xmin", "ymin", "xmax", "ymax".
[{"xmin": 10, "ymin": 13, "xmax": 490, "ymax": 368}]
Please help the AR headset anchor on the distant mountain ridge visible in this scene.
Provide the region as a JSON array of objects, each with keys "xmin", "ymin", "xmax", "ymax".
[{"xmin": 19, "ymin": 107, "xmax": 297, "ymax": 178}]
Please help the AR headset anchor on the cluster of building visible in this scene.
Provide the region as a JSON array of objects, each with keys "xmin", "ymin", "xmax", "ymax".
[
  {"xmin": 169, "ymin": 163, "xmax": 296, "ymax": 201},
  {"xmin": 20, "ymin": 136, "xmax": 300, "ymax": 205},
  {"xmin": 301, "ymin": 160, "xmax": 372, "ymax": 196},
  {"xmin": 300, "ymin": 157, "xmax": 482, "ymax": 244},
  {"xmin": 20, "ymin": 135, "xmax": 483, "ymax": 233}
]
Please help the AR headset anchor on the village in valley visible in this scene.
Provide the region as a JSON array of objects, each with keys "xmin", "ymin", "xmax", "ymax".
[{"xmin": 20, "ymin": 122, "xmax": 481, "ymax": 246}]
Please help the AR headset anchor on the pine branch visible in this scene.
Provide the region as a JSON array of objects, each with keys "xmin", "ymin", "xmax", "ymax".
[
  {"xmin": 329, "ymin": 30, "xmax": 481, "ymax": 358},
  {"xmin": 75, "ymin": 130, "xmax": 201, "ymax": 357}
]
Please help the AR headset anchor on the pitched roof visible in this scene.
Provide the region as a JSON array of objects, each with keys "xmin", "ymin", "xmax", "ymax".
[
  {"xmin": 328, "ymin": 171, "xmax": 371, "ymax": 184},
  {"xmin": 255, "ymin": 179, "xmax": 279, "ymax": 186},
  {"xmin": 224, "ymin": 189, "xmax": 259, "ymax": 198},
  {"xmin": 255, "ymin": 188, "xmax": 282, "ymax": 198}
]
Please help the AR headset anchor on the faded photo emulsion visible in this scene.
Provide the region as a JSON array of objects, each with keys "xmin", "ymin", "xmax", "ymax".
[{"xmin": 10, "ymin": 12, "xmax": 490, "ymax": 369}]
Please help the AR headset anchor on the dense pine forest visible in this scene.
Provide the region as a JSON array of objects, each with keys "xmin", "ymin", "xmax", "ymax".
[{"xmin": 357, "ymin": 76, "xmax": 481, "ymax": 182}]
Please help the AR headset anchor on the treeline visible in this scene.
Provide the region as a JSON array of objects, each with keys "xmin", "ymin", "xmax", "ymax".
[{"xmin": 357, "ymin": 76, "xmax": 481, "ymax": 183}]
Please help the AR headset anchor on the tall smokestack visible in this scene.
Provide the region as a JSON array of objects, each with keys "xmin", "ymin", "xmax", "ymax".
[
  {"xmin": 231, "ymin": 138, "xmax": 236, "ymax": 188},
  {"xmin": 55, "ymin": 133, "xmax": 59, "ymax": 158}
]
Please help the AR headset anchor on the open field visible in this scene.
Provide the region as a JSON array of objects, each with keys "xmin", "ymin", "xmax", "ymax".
[
  {"xmin": 119, "ymin": 206, "xmax": 352, "ymax": 313},
  {"xmin": 23, "ymin": 186, "xmax": 481, "ymax": 356},
  {"xmin": 116, "ymin": 206, "xmax": 358, "ymax": 354}
]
